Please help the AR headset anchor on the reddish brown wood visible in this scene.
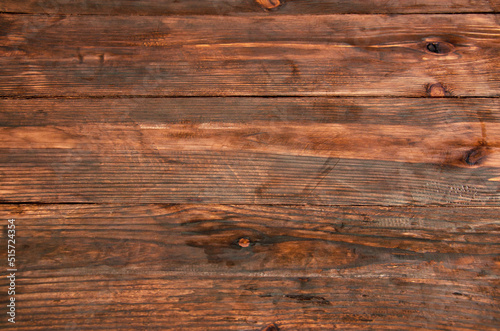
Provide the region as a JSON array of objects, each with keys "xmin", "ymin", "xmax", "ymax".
[
  {"xmin": 0, "ymin": 98, "xmax": 499, "ymax": 204},
  {"xmin": 1, "ymin": 0, "xmax": 498, "ymax": 15},
  {"xmin": 0, "ymin": 3, "xmax": 499, "ymax": 330},
  {"xmin": 0, "ymin": 204, "xmax": 498, "ymax": 330},
  {"xmin": 0, "ymin": 14, "xmax": 499, "ymax": 97}
]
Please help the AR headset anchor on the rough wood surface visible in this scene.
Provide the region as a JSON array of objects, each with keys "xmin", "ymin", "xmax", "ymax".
[
  {"xmin": 0, "ymin": 204, "xmax": 498, "ymax": 330},
  {"xmin": 0, "ymin": 14, "xmax": 499, "ymax": 97},
  {"xmin": 1, "ymin": 98, "xmax": 499, "ymax": 204},
  {"xmin": 1, "ymin": 0, "xmax": 499, "ymax": 15},
  {"xmin": 1, "ymin": 2, "xmax": 499, "ymax": 329}
]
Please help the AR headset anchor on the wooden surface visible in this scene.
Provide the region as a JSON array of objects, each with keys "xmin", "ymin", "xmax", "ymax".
[
  {"xmin": 0, "ymin": 204, "xmax": 499, "ymax": 330},
  {"xmin": 0, "ymin": 14, "xmax": 499, "ymax": 97},
  {"xmin": 1, "ymin": 0, "xmax": 499, "ymax": 15},
  {"xmin": 0, "ymin": 1, "xmax": 499, "ymax": 330},
  {"xmin": 1, "ymin": 98, "xmax": 500, "ymax": 204}
]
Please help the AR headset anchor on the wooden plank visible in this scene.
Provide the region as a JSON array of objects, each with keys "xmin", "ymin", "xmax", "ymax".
[
  {"xmin": 0, "ymin": 98, "xmax": 499, "ymax": 204},
  {"xmin": 0, "ymin": 276, "xmax": 498, "ymax": 330},
  {"xmin": 0, "ymin": 204, "xmax": 498, "ymax": 329},
  {"xmin": 0, "ymin": 14, "xmax": 499, "ymax": 97},
  {"xmin": 1, "ymin": 0, "xmax": 499, "ymax": 15}
]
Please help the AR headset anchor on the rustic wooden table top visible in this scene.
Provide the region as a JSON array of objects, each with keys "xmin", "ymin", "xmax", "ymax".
[{"xmin": 1, "ymin": 1, "xmax": 499, "ymax": 330}]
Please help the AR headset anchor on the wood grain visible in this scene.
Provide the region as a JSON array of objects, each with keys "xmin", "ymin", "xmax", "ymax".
[
  {"xmin": 0, "ymin": 204, "xmax": 498, "ymax": 330},
  {"xmin": 1, "ymin": 2, "xmax": 499, "ymax": 329},
  {"xmin": 1, "ymin": 14, "xmax": 499, "ymax": 97},
  {"xmin": 1, "ymin": 0, "xmax": 499, "ymax": 15},
  {"xmin": 1, "ymin": 98, "xmax": 499, "ymax": 204}
]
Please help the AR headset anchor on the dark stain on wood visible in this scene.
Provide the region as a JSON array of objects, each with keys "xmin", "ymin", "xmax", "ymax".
[
  {"xmin": 284, "ymin": 294, "xmax": 332, "ymax": 306},
  {"xmin": 0, "ymin": 15, "xmax": 14, "ymax": 37},
  {"xmin": 464, "ymin": 141, "xmax": 490, "ymax": 166}
]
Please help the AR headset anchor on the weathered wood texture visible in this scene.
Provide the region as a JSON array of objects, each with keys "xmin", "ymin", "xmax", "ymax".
[
  {"xmin": 1, "ymin": 14, "xmax": 499, "ymax": 97},
  {"xmin": 1, "ymin": 1, "xmax": 499, "ymax": 329},
  {"xmin": 1, "ymin": 0, "xmax": 499, "ymax": 15},
  {"xmin": 0, "ymin": 204, "xmax": 498, "ymax": 330},
  {"xmin": 1, "ymin": 98, "xmax": 499, "ymax": 204}
]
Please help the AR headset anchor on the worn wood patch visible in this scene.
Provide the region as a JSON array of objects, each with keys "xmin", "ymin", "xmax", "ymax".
[
  {"xmin": 0, "ymin": 98, "xmax": 499, "ymax": 204},
  {"xmin": 0, "ymin": 14, "xmax": 499, "ymax": 97},
  {"xmin": 1, "ymin": 0, "xmax": 499, "ymax": 15},
  {"xmin": 0, "ymin": 204, "xmax": 498, "ymax": 329}
]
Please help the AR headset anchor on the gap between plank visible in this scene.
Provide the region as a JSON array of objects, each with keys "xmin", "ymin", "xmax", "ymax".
[
  {"xmin": 0, "ymin": 95, "xmax": 499, "ymax": 100},
  {"xmin": 0, "ymin": 11, "xmax": 498, "ymax": 16}
]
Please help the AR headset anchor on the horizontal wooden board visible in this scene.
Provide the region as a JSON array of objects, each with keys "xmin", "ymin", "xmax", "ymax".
[
  {"xmin": 0, "ymin": 14, "xmax": 499, "ymax": 97},
  {"xmin": 0, "ymin": 98, "xmax": 499, "ymax": 204},
  {"xmin": 1, "ymin": 275, "xmax": 496, "ymax": 330},
  {"xmin": 1, "ymin": 0, "xmax": 499, "ymax": 15},
  {"xmin": 0, "ymin": 204, "xmax": 498, "ymax": 329}
]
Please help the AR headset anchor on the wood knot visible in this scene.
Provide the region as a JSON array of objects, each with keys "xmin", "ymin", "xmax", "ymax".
[
  {"xmin": 464, "ymin": 143, "xmax": 488, "ymax": 166},
  {"xmin": 425, "ymin": 41, "xmax": 453, "ymax": 55},
  {"xmin": 426, "ymin": 83, "xmax": 448, "ymax": 97},
  {"xmin": 238, "ymin": 237, "xmax": 251, "ymax": 248},
  {"xmin": 261, "ymin": 323, "xmax": 280, "ymax": 331},
  {"xmin": 256, "ymin": 0, "xmax": 283, "ymax": 10}
]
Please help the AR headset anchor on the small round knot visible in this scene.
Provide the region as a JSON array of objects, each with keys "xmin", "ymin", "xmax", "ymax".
[
  {"xmin": 427, "ymin": 83, "xmax": 447, "ymax": 97},
  {"xmin": 256, "ymin": 0, "xmax": 283, "ymax": 10},
  {"xmin": 238, "ymin": 238, "xmax": 251, "ymax": 248}
]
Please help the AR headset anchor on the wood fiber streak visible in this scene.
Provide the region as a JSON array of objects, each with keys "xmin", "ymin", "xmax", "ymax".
[
  {"xmin": 0, "ymin": 204, "xmax": 498, "ymax": 330},
  {"xmin": 1, "ymin": 0, "xmax": 499, "ymax": 15},
  {"xmin": 1, "ymin": 98, "xmax": 499, "ymax": 204},
  {"xmin": 0, "ymin": 14, "xmax": 499, "ymax": 96}
]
